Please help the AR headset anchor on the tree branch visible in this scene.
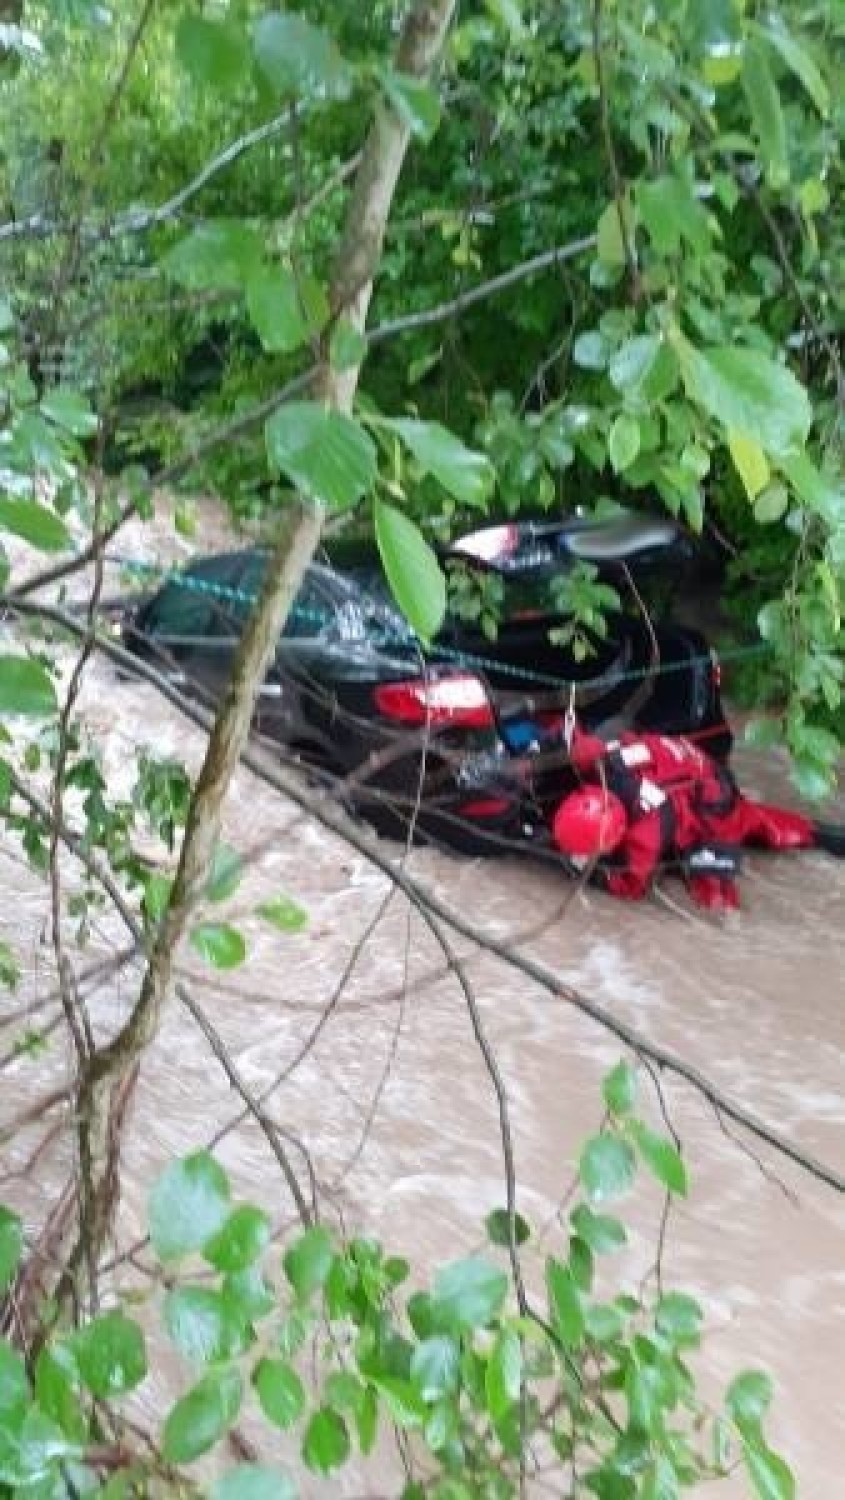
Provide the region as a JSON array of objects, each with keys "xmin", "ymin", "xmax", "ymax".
[
  {"xmin": 176, "ymin": 983, "xmax": 312, "ymax": 1225},
  {"xmin": 0, "ymin": 124, "xmax": 360, "ymax": 245},
  {"xmin": 368, "ymin": 235, "xmax": 597, "ymax": 345}
]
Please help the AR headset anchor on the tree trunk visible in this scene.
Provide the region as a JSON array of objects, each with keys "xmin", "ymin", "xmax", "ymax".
[{"xmin": 315, "ymin": 0, "xmax": 458, "ymax": 412}]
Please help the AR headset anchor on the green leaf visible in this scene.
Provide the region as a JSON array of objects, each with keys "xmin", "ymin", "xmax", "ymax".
[
  {"xmin": 655, "ymin": 1292, "xmax": 703, "ymax": 1346},
  {"xmin": 410, "ymin": 1336, "xmax": 460, "ymax": 1402},
  {"xmin": 175, "ymin": 15, "xmax": 251, "ymax": 90},
  {"xmin": 162, "ymin": 1367, "xmax": 243, "ymax": 1464},
  {"xmin": 727, "ymin": 1369, "xmax": 774, "ymax": 1430},
  {"xmin": 484, "ymin": 0, "xmax": 527, "ymax": 38},
  {"xmin": 799, "ymin": 177, "xmax": 828, "ymax": 219},
  {"xmin": 0, "ymin": 498, "xmax": 70, "ymax": 552},
  {"xmin": 379, "ymin": 69, "xmax": 441, "ymax": 141},
  {"xmin": 596, "ymin": 201, "xmax": 627, "ymax": 267},
  {"xmin": 431, "ymin": 1257, "xmax": 508, "ymax": 1332},
  {"xmin": 0, "ymin": 1207, "xmax": 22, "ymax": 1293},
  {"xmin": 206, "ymin": 844, "xmax": 243, "ymax": 904},
  {"xmin": 546, "ymin": 1258, "xmax": 584, "ymax": 1348},
  {"xmin": 674, "ymin": 338, "xmax": 812, "ymax": 456},
  {"xmin": 743, "ymin": 1440, "xmax": 795, "ymax": 1500},
  {"xmin": 754, "ymin": 482, "xmax": 788, "ymax": 525},
  {"xmin": 257, "ymin": 896, "xmax": 308, "ymax": 933},
  {"xmin": 602, "ymin": 1061, "xmax": 637, "ymax": 1115},
  {"xmin": 578, "ymin": 1134, "xmax": 636, "ymax": 1203},
  {"xmin": 642, "ymin": 1457, "xmax": 682, "ymax": 1500},
  {"xmin": 742, "ymin": 40, "xmax": 789, "ymax": 187},
  {"xmin": 213, "ymin": 1466, "xmax": 296, "ymax": 1500},
  {"xmin": 246, "ymin": 266, "xmax": 329, "ymax": 355},
  {"xmin": 629, "ymin": 1122, "xmax": 688, "ymax": 1196},
  {"xmin": 190, "ymin": 923, "xmax": 246, "ymax": 970},
  {"xmin": 1, "ymin": 1406, "xmax": 76, "ymax": 1484},
  {"xmin": 569, "ymin": 1233, "xmax": 593, "ymax": 1293},
  {"xmin": 164, "ymin": 1287, "xmax": 248, "ymax": 1365},
  {"xmin": 324, "ymin": 1370, "xmax": 364, "ymax": 1413},
  {"xmin": 758, "ymin": 23, "xmax": 828, "ymax": 117},
  {"xmin": 729, "ymin": 431, "xmax": 771, "ymax": 502},
  {"xmin": 374, "ymin": 500, "xmax": 446, "ymax": 644},
  {"xmin": 204, "ymin": 1207, "xmax": 271, "ymax": 1273},
  {"xmin": 162, "ymin": 222, "xmax": 263, "ymax": 292},
  {"xmin": 0, "ymin": 657, "xmax": 57, "ymax": 717},
  {"xmin": 148, "ymin": 1150, "xmax": 231, "ymax": 1262},
  {"xmin": 584, "ymin": 1302, "xmax": 625, "ymax": 1343},
  {"xmin": 569, "ymin": 1204, "xmax": 627, "ymax": 1254},
  {"xmin": 484, "ymin": 1208, "xmax": 531, "ymax": 1247},
  {"xmin": 792, "ymin": 758, "xmax": 833, "ymax": 802},
  {"xmin": 485, "ymin": 1328, "xmax": 521, "ymax": 1422},
  {"xmin": 643, "ymin": 341, "xmax": 680, "ymax": 402},
  {"xmin": 0, "ymin": 934, "xmax": 15, "ymax": 989},
  {"xmin": 302, "ymin": 1407, "xmax": 350, "ymax": 1474},
  {"xmin": 39, "ymin": 387, "xmax": 98, "ymax": 438},
  {"xmin": 357, "ymin": 1384, "xmax": 378, "ymax": 1454},
  {"xmin": 72, "ymin": 1312, "xmax": 147, "ymax": 1398},
  {"xmin": 572, "ymin": 331, "xmax": 609, "ymax": 370},
  {"xmin": 252, "ymin": 12, "xmax": 351, "ymax": 99},
  {"xmin": 684, "ymin": 482, "xmax": 706, "ymax": 531},
  {"xmin": 253, "ymin": 1358, "xmax": 306, "ymax": 1430},
  {"xmin": 34, "ymin": 1348, "xmax": 85, "ymax": 1443},
  {"xmin": 608, "ymin": 414, "xmax": 640, "ymax": 473},
  {"xmin": 779, "ymin": 453, "xmax": 844, "ymax": 526},
  {"xmin": 0, "ymin": 1338, "xmax": 29, "ymax": 1416},
  {"xmin": 608, "ymin": 334, "xmax": 660, "ymax": 393},
  {"xmin": 143, "ymin": 873, "xmax": 172, "ymax": 927},
  {"xmin": 283, "ymin": 1225, "xmax": 334, "ymax": 1300},
  {"xmin": 384, "ymin": 419, "xmax": 494, "ymax": 509},
  {"xmin": 368, "ymin": 1376, "xmax": 425, "ymax": 1428},
  {"xmin": 226, "ymin": 1267, "xmax": 275, "ymax": 1322},
  {"xmin": 266, "ymin": 403, "xmax": 377, "ymax": 510},
  {"xmin": 638, "ymin": 175, "xmax": 711, "ymax": 256}
]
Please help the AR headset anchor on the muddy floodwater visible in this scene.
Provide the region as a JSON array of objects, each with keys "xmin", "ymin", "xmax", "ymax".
[{"xmin": 2, "ymin": 512, "xmax": 844, "ymax": 1495}]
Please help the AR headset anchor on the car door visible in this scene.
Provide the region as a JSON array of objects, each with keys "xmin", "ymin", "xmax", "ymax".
[{"xmin": 133, "ymin": 552, "xmax": 250, "ymax": 697}]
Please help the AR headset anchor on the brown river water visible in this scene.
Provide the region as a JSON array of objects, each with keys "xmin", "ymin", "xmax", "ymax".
[{"xmin": 1, "ymin": 508, "xmax": 844, "ymax": 1495}]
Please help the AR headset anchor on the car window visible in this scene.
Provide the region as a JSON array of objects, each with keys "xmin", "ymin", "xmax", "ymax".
[
  {"xmin": 142, "ymin": 554, "xmax": 250, "ymax": 638},
  {"xmin": 143, "ymin": 550, "xmax": 360, "ymax": 644}
]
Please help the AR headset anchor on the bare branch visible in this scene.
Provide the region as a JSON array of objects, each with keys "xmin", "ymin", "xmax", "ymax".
[
  {"xmin": 367, "ymin": 236, "xmax": 597, "ymax": 347},
  {"xmin": 0, "ymin": 124, "xmax": 360, "ymax": 245},
  {"xmin": 176, "ymin": 983, "xmax": 312, "ymax": 1225}
]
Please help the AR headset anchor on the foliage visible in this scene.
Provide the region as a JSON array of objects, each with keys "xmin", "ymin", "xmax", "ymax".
[
  {"xmin": 0, "ymin": 1065, "xmax": 796, "ymax": 1496},
  {"xmin": 548, "ymin": 563, "xmax": 623, "ymax": 662}
]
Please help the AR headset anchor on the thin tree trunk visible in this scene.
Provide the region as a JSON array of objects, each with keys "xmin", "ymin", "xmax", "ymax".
[
  {"xmin": 57, "ymin": 0, "xmax": 459, "ymax": 1306},
  {"xmin": 315, "ymin": 0, "xmax": 458, "ymax": 412}
]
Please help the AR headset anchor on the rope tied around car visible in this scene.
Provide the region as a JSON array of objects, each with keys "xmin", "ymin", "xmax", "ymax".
[{"xmin": 104, "ymin": 551, "xmax": 772, "ymax": 696}]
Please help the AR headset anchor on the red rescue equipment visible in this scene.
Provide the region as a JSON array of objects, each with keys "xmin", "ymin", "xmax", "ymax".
[{"xmin": 552, "ymin": 786, "xmax": 628, "ymax": 858}]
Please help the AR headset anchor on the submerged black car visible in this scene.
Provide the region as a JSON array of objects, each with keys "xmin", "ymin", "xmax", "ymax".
[{"xmin": 115, "ymin": 513, "xmax": 731, "ymax": 855}]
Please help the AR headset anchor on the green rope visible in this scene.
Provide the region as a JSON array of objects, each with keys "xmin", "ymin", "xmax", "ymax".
[{"xmin": 108, "ymin": 552, "xmax": 770, "ymax": 694}]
